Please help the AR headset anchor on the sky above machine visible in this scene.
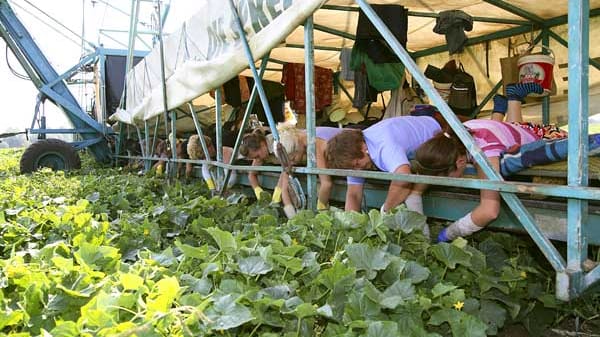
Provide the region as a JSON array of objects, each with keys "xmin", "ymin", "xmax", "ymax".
[{"xmin": 0, "ymin": 0, "xmax": 200, "ymax": 132}]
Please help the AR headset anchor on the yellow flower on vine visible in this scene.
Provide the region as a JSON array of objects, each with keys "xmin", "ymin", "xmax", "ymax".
[
  {"xmin": 453, "ymin": 301, "xmax": 464, "ymax": 311},
  {"xmin": 520, "ymin": 271, "xmax": 527, "ymax": 279}
]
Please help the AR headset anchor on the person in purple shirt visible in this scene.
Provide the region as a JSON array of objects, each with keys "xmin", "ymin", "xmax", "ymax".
[{"xmin": 326, "ymin": 116, "xmax": 441, "ymax": 235}]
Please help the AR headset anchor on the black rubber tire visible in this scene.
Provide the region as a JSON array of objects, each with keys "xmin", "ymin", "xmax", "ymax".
[{"xmin": 20, "ymin": 139, "xmax": 81, "ymax": 174}]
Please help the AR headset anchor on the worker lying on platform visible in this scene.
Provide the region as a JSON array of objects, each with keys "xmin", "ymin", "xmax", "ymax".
[
  {"xmin": 326, "ymin": 115, "xmax": 443, "ymax": 238},
  {"xmin": 187, "ymin": 134, "xmax": 237, "ymax": 192},
  {"xmin": 413, "ymin": 82, "xmax": 600, "ymax": 242}
]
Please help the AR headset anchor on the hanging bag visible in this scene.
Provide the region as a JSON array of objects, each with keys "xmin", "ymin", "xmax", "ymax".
[
  {"xmin": 517, "ymin": 44, "xmax": 556, "ymax": 97},
  {"xmin": 500, "ymin": 42, "xmax": 530, "ymax": 95},
  {"xmin": 447, "ymin": 62, "xmax": 477, "ymax": 116}
]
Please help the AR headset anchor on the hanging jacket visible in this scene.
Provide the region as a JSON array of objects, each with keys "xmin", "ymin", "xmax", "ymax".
[{"xmin": 433, "ymin": 10, "xmax": 473, "ymax": 54}]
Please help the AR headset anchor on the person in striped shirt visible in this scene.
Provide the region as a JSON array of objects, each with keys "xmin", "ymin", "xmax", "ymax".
[{"xmin": 413, "ymin": 83, "xmax": 557, "ymax": 242}]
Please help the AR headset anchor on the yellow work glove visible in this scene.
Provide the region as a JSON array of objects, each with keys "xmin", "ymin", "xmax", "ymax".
[
  {"xmin": 272, "ymin": 186, "xmax": 282, "ymax": 204},
  {"xmin": 253, "ymin": 186, "xmax": 264, "ymax": 200},
  {"xmin": 317, "ymin": 199, "xmax": 328, "ymax": 211},
  {"xmin": 205, "ymin": 178, "xmax": 215, "ymax": 190}
]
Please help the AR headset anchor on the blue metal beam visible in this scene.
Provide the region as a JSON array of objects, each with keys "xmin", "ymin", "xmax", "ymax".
[
  {"xmin": 28, "ymin": 128, "xmax": 101, "ymax": 134},
  {"xmin": 285, "ymin": 43, "xmax": 342, "ymax": 52},
  {"xmin": 232, "ymin": 172, "xmax": 600, "ymax": 246},
  {"xmin": 320, "ymin": 4, "xmax": 531, "ymax": 25},
  {"xmin": 221, "ymin": 54, "xmax": 270, "ymax": 194},
  {"xmin": 305, "ymin": 16, "xmax": 317, "ymax": 210},
  {"xmin": 310, "ymin": 23, "xmax": 355, "ymax": 40},
  {"xmin": 228, "ymin": 0, "xmax": 280, "ymax": 141},
  {"xmin": 547, "ymin": 30, "xmax": 600, "ymax": 71},
  {"xmin": 411, "ymin": 24, "xmax": 535, "ymax": 58},
  {"xmin": 562, "ymin": 0, "xmax": 591, "ymax": 301}
]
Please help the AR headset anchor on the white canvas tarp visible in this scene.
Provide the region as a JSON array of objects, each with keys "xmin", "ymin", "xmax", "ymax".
[
  {"xmin": 111, "ymin": 0, "xmax": 325, "ymax": 124},
  {"xmin": 114, "ymin": 0, "xmax": 600, "ymax": 127}
]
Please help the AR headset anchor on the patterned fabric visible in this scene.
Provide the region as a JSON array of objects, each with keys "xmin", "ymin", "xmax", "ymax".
[
  {"xmin": 500, "ymin": 134, "xmax": 600, "ymax": 176},
  {"xmin": 282, "ymin": 63, "xmax": 333, "ymax": 114},
  {"xmin": 463, "ymin": 119, "xmax": 539, "ymax": 158},
  {"xmin": 512, "ymin": 122, "xmax": 568, "ymax": 140}
]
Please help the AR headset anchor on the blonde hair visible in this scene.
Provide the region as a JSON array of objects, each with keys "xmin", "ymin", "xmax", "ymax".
[
  {"xmin": 187, "ymin": 135, "xmax": 213, "ymax": 160},
  {"xmin": 276, "ymin": 123, "xmax": 303, "ymax": 157}
]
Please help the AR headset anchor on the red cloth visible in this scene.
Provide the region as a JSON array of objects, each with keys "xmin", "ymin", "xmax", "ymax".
[{"xmin": 281, "ymin": 63, "xmax": 333, "ymax": 114}]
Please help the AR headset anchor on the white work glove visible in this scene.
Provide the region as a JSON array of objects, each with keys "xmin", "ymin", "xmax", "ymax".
[
  {"xmin": 404, "ymin": 194, "xmax": 424, "ymax": 215},
  {"xmin": 380, "ymin": 204, "xmax": 387, "ymax": 214},
  {"xmin": 283, "ymin": 204, "xmax": 297, "ymax": 219},
  {"xmin": 201, "ymin": 164, "xmax": 215, "ymax": 190}
]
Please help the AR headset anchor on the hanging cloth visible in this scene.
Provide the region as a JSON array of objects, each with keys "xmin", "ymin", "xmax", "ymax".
[
  {"xmin": 281, "ymin": 63, "xmax": 333, "ymax": 114},
  {"xmin": 339, "ymin": 48, "xmax": 355, "ymax": 81},
  {"xmin": 355, "ymin": 4, "xmax": 408, "ymax": 63},
  {"xmin": 433, "ymin": 10, "xmax": 473, "ymax": 55}
]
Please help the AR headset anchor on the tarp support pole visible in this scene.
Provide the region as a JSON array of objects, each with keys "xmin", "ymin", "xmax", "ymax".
[
  {"xmin": 221, "ymin": 54, "xmax": 270, "ymax": 195},
  {"xmin": 154, "ymin": 0, "xmax": 170, "ymax": 166},
  {"xmin": 559, "ymin": 0, "xmax": 591, "ymax": 301},
  {"xmin": 144, "ymin": 120, "xmax": 151, "ymax": 171},
  {"xmin": 188, "ymin": 103, "xmax": 212, "ymax": 162},
  {"xmin": 228, "ymin": 0, "xmax": 279, "ymax": 141},
  {"xmin": 151, "ymin": 115, "xmax": 160, "ymax": 158},
  {"xmin": 170, "ymin": 110, "xmax": 177, "ymax": 177},
  {"xmin": 215, "ymin": 88, "xmax": 224, "ymax": 185},
  {"xmin": 305, "ymin": 15, "xmax": 317, "ymax": 210},
  {"xmin": 355, "ymin": 0, "xmax": 567, "ymax": 276},
  {"xmin": 541, "ymin": 30, "xmax": 551, "ymax": 125},
  {"xmin": 116, "ymin": 124, "xmax": 125, "ymax": 167},
  {"xmin": 547, "ymin": 30, "xmax": 600, "ymax": 71},
  {"xmin": 308, "ymin": 23, "xmax": 355, "ymax": 41},
  {"xmin": 321, "ymin": 4, "xmax": 531, "ymax": 25}
]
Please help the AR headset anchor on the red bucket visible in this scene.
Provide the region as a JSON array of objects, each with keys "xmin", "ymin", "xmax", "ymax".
[{"xmin": 517, "ymin": 46, "xmax": 555, "ymax": 97}]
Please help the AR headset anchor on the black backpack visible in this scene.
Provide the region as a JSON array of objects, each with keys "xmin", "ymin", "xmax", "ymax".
[{"xmin": 448, "ymin": 63, "xmax": 477, "ymax": 117}]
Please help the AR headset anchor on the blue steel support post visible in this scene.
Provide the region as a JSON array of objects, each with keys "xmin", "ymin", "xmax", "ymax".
[
  {"xmin": 135, "ymin": 126, "xmax": 144, "ymax": 160},
  {"xmin": 151, "ymin": 115, "xmax": 160, "ymax": 158},
  {"xmin": 97, "ymin": 52, "xmax": 108, "ymax": 133},
  {"xmin": 227, "ymin": 0, "xmax": 279, "ymax": 141},
  {"xmin": 171, "ymin": 110, "xmax": 177, "ymax": 177},
  {"xmin": 560, "ymin": 0, "xmax": 590, "ymax": 301},
  {"xmin": 305, "ymin": 16, "xmax": 317, "ymax": 210},
  {"xmin": 355, "ymin": 0, "xmax": 567, "ymax": 274},
  {"xmin": 221, "ymin": 55, "xmax": 270, "ymax": 194},
  {"xmin": 215, "ymin": 88, "xmax": 224, "ymax": 184},
  {"xmin": 154, "ymin": 0, "xmax": 171, "ymax": 175},
  {"xmin": 144, "ymin": 120, "xmax": 151, "ymax": 171},
  {"xmin": 542, "ymin": 31, "xmax": 551, "ymax": 124}
]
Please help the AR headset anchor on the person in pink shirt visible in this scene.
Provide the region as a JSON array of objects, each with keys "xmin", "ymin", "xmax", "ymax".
[{"xmin": 414, "ymin": 83, "xmax": 560, "ymax": 242}]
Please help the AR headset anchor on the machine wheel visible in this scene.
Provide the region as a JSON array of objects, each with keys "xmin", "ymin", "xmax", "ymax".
[{"xmin": 20, "ymin": 139, "xmax": 81, "ymax": 174}]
